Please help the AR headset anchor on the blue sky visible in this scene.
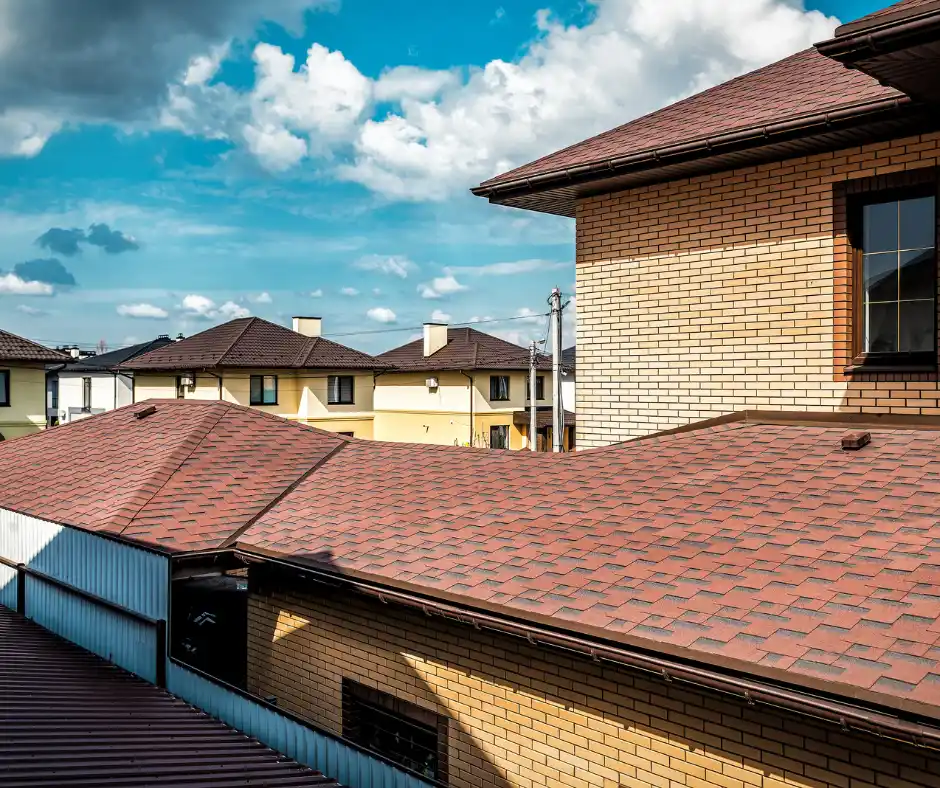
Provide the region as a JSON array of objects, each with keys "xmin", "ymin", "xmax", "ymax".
[{"xmin": 0, "ymin": 0, "xmax": 884, "ymax": 353}]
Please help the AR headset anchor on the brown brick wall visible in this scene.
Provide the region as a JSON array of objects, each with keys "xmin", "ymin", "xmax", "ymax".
[
  {"xmin": 247, "ymin": 588, "xmax": 939, "ymax": 788},
  {"xmin": 575, "ymin": 132, "xmax": 940, "ymax": 447}
]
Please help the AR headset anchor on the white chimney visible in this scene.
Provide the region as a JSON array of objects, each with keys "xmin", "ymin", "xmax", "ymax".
[
  {"xmin": 293, "ymin": 316, "xmax": 322, "ymax": 338},
  {"xmin": 423, "ymin": 322, "xmax": 448, "ymax": 357}
]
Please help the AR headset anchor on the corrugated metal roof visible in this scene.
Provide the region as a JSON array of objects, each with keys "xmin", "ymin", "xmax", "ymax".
[{"xmin": 0, "ymin": 606, "xmax": 341, "ymax": 787}]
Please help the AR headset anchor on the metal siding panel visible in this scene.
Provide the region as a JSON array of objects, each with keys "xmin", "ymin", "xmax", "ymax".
[
  {"xmin": 167, "ymin": 662, "xmax": 433, "ymax": 788},
  {"xmin": 0, "ymin": 508, "xmax": 168, "ymax": 682}
]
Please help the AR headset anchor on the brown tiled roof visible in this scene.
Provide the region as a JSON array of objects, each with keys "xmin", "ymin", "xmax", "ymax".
[
  {"xmin": 240, "ymin": 416, "xmax": 940, "ymax": 720},
  {"xmin": 0, "ymin": 329, "xmax": 68, "ymax": 363},
  {"xmin": 120, "ymin": 318, "xmax": 385, "ymax": 371},
  {"xmin": 476, "ymin": 48, "xmax": 900, "ymax": 192},
  {"xmin": 512, "ymin": 407, "xmax": 575, "ymax": 429},
  {"xmin": 0, "ymin": 607, "xmax": 340, "ymax": 787},
  {"xmin": 0, "ymin": 401, "xmax": 345, "ymax": 552},
  {"xmin": 378, "ymin": 327, "xmax": 552, "ymax": 371},
  {"xmin": 835, "ymin": 0, "xmax": 940, "ymax": 36}
]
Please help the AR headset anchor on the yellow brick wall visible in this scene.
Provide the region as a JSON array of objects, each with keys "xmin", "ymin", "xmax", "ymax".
[
  {"xmin": 575, "ymin": 132, "xmax": 940, "ymax": 447},
  {"xmin": 247, "ymin": 588, "xmax": 939, "ymax": 788}
]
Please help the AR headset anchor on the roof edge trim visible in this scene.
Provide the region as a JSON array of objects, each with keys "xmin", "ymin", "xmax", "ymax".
[{"xmin": 818, "ymin": 6, "xmax": 940, "ymax": 61}]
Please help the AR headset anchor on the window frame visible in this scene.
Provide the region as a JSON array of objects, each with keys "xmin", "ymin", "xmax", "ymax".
[
  {"xmin": 327, "ymin": 375, "xmax": 355, "ymax": 405},
  {"xmin": 0, "ymin": 370, "xmax": 9, "ymax": 408},
  {"xmin": 342, "ymin": 678, "xmax": 448, "ymax": 783},
  {"xmin": 489, "ymin": 424, "xmax": 509, "ymax": 449},
  {"xmin": 249, "ymin": 374, "xmax": 279, "ymax": 406},
  {"xmin": 81, "ymin": 376, "xmax": 92, "ymax": 412},
  {"xmin": 489, "ymin": 374, "xmax": 510, "ymax": 402},
  {"xmin": 849, "ymin": 182, "xmax": 939, "ymax": 370},
  {"xmin": 526, "ymin": 375, "xmax": 545, "ymax": 401}
]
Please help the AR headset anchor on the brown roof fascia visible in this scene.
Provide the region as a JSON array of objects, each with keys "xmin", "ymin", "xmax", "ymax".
[
  {"xmin": 471, "ymin": 95, "xmax": 912, "ymax": 203},
  {"xmin": 818, "ymin": 5, "xmax": 940, "ymax": 61},
  {"xmin": 830, "ymin": 0, "xmax": 940, "ymax": 39},
  {"xmin": 228, "ymin": 545, "xmax": 940, "ymax": 747}
]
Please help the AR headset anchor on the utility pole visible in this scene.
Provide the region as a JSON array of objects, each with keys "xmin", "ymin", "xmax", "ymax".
[
  {"xmin": 529, "ymin": 341, "xmax": 538, "ymax": 452},
  {"xmin": 550, "ymin": 288, "xmax": 564, "ymax": 452}
]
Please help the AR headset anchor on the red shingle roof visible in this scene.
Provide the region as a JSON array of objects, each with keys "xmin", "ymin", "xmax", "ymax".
[
  {"xmin": 379, "ymin": 327, "xmax": 552, "ymax": 371},
  {"xmin": 476, "ymin": 48, "xmax": 900, "ymax": 192},
  {"xmin": 120, "ymin": 318, "xmax": 385, "ymax": 371},
  {"xmin": 240, "ymin": 417, "xmax": 940, "ymax": 719},
  {"xmin": 0, "ymin": 329, "xmax": 68, "ymax": 363},
  {"xmin": 0, "ymin": 401, "xmax": 345, "ymax": 552}
]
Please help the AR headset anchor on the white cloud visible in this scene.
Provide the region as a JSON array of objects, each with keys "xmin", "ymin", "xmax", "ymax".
[
  {"xmin": 0, "ymin": 273, "xmax": 54, "ymax": 295},
  {"xmin": 417, "ymin": 274, "xmax": 467, "ymax": 299},
  {"xmin": 250, "ymin": 291, "xmax": 273, "ymax": 303},
  {"xmin": 451, "ymin": 259, "xmax": 570, "ymax": 276},
  {"xmin": 514, "ymin": 307, "xmax": 545, "ymax": 324},
  {"xmin": 179, "ymin": 293, "xmax": 250, "ymax": 320},
  {"xmin": 117, "ymin": 303, "xmax": 169, "ymax": 319},
  {"xmin": 183, "ymin": 43, "xmax": 230, "ymax": 87},
  {"xmin": 309, "ymin": 288, "xmax": 323, "ymax": 297},
  {"xmin": 0, "ymin": 109, "xmax": 62, "ymax": 157},
  {"xmin": 367, "ymin": 306, "xmax": 397, "ymax": 324},
  {"xmin": 374, "ymin": 66, "xmax": 458, "ymax": 102},
  {"xmin": 353, "ymin": 253, "xmax": 418, "ymax": 279},
  {"xmin": 16, "ymin": 304, "xmax": 49, "ymax": 317},
  {"xmin": 372, "ymin": 287, "xmax": 381, "ymax": 295},
  {"xmin": 340, "ymin": 286, "xmax": 360, "ymax": 296},
  {"xmin": 430, "ymin": 309, "xmax": 451, "ymax": 322}
]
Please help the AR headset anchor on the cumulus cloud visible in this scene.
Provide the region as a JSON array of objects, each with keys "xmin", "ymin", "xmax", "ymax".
[
  {"xmin": 16, "ymin": 304, "xmax": 49, "ymax": 317},
  {"xmin": 353, "ymin": 254, "xmax": 418, "ymax": 279},
  {"xmin": 430, "ymin": 309, "xmax": 451, "ymax": 322},
  {"xmin": 117, "ymin": 303, "xmax": 169, "ymax": 319},
  {"xmin": 13, "ymin": 258, "xmax": 76, "ymax": 286},
  {"xmin": 0, "ymin": 0, "xmax": 320, "ymax": 156},
  {"xmin": 249, "ymin": 291, "xmax": 273, "ymax": 303},
  {"xmin": 417, "ymin": 274, "xmax": 468, "ymax": 299},
  {"xmin": 179, "ymin": 293, "xmax": 249, "ymax": 320},
  {"xmin": 373, "ymin": 66, "xmax": 458, "ymax": 102},
  {"xmin": 366, "ymin": 306, "xmax": 397, "ymax": 324},
  {"xmin": 0, "ymin": 272, "xmax": 54, "ymax": 295},
  {"xmin": 35, "ymin": 223, "xmax": 139, "ymax": 255},
  {"xmin": 340, "ymin": 286, "xmax": 360, "ymax": 296},
  {"xmin": 308, "ymin": 288, "xmax": 323, "ymax": 297}
]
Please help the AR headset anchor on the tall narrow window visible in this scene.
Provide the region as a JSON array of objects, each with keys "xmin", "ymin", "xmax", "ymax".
[
  {"xmin": 342, "ymin": 679, "xmax": 447, "ymax": 782},
  {"xmin": 328, "ymin": 375, "xmax": 354, "ymax": 405},
  {"xmin": 857, "ymin": 190, "xmax": 937, "ymax": 362},
  {"xmin": 0, "ymin": 370, "xmax": 10, "ymax": 407},
  {"xmin": 489, "ymin": 424, "xmax": 509, "ymax": 449},
  {"xmin": 249, "ymin": 375, "xmax": 278, "ymax": 405},
  {"xmin": 489, "ymin": 375, "xmax": 510, "ymax": 401},
  {"xmin": 526, "ymin": 376, "xmax": 545, "ymax": 401},
  {"xmin": 81, "ymin": 377, "xmax": 92, "ymax": 411}
]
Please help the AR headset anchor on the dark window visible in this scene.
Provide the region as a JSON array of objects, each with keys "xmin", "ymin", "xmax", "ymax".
[
  {"xmin": 489, "ymin": 424, "xmax": 509, "ymax": 449},
  {"xmin": 81, "ymin": 377, "xmax": 92, "ymax": 411},
  {"xmin": 525, "ymin": 375, "xmax": 545, "ymax": 400},
  {"xmin": 250, "ymin": 375, "xmax": 278, "ymax": 405},
  {"xmin": 0, "ymin": 370, "xmax": 9, "ymax": 407},
  {"xmin": 328, "ymin": 375, "xmax": 354, "ymax": 405},
  {"xmin": 175, "ymin": 376, "xmax": 186, "ymax": 400},
  {"xmin": 342, "ymin": 679, "xmax": 447, "ymax": 782},
  {"xmin": 489, "ymin": 375, "xmax": 510, "ymax": 401},
  {"xmin": 337, "ymin": 431, "xmax": 355, "ymax": 437},
  {"xmin": 851, "ymin": 186, "xmax": 937, "ymax": 367}
]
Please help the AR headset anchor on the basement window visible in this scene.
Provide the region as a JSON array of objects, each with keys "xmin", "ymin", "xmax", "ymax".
[
  {"xmin": 489, "ymin": 375, "xmax": 510, "ymax": 401},
  {"xmin": 328, "ymin": 375, "xmax": 354, "ymax": 405},
  {"xmin": 250, "ymin": 375, "xmax": 278, "ymax": 406},
  {"xmin": 342, "ymin": 679, "xmax": 448, "ymax": 783}
]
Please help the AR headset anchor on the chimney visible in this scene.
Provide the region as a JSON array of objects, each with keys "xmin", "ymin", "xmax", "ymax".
[
  {"xmin": 293, "ymin": 316, "xmax": 322, "ymax": 338},
  {"xmin": 69, "ymin": 346, "xmax": 80, "ymax": 359},
  {"xmin": 423, "ymin": 322, "xmax": 448, "ymax": 357}
]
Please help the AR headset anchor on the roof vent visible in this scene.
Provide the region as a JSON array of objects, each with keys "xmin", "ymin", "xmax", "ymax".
[
  {"xmin": 134, "ymin": 405, "xmax": 157, "ymax": 420},
  {"xmin": 841, "ymin": 431, "xmax": 871, "ymax": 451}
]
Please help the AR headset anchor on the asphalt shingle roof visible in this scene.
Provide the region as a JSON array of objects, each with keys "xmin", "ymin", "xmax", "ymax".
[
  {"xmin": 120, "ymin": 318, "xmax": 385, "ymax": 371},
  {"xmin": 61, "ymin": 336, "xmax": 175, "ymax": 372},
  {"xmin": 379, "ymin": 327, "xmax": 552, "ymax": 371},
  {"xmin": 0, "ymin": 329, "xmax": 69, "ymax": 363}
]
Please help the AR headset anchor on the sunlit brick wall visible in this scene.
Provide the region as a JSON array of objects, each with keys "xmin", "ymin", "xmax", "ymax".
[{"xmin": 575, "ymin": 132, "xmax": 940, "ymax": 447}]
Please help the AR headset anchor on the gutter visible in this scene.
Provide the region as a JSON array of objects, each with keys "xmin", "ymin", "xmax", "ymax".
[
  {"xmin": 817, "ymin": 6, "xmax": 940, "ymax": 61},
  {"xmin": 471, "ymin": 95, "xmax": 913, "ymax": 201},
  {"xmin": 235, "ymin": 548, "xmax": 940, "ymax": 751}
]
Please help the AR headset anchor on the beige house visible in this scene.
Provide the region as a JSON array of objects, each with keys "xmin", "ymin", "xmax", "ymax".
[
  {"xmin": 474, "ymin": 0, "xmax": 940, "ymax": 449},
  {"xmin": 374, "ymin": 324, "xmax": 573, "ymax": 449},
  {"xmin": 121, "ymin": 316, "xmax": 384, "ymax": 438},
  {"xmin": 0, "ymin": 329, "xmax": 67, "ymax": 440}
]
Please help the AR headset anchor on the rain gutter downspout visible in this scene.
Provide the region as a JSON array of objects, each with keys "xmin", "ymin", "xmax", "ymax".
[{"xmin": 235, "ymin": 548, "xmax": 940, "ymax": 751}]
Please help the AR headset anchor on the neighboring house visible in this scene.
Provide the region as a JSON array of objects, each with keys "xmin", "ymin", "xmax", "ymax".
[
  {"xmin": 0, "ymin": 328, "xmax": 68, "ymax": 440},
  {"xmin": 474, "ymin": 0, "xmax": 940, "ymax": 448},
  {"xmin": 560, "ymin": 345, "xmax": 575, "ymax": 413},
  {"xmin": 375, "ymin": 323, "xmax": 574, "ymax": 450},
  {"xmin": 119, "ymin": 316, "xmax": 384, "ymax": 438},
  {"xmin": 51, "ymin": 335, "xmax": 175, "ymax": 425},
  {"xmin": 3, "ymin": 400, "xmax": 940, "ymax": 788}
]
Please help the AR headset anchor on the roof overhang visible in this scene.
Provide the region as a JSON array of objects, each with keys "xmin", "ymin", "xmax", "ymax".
[
  {"xmin": 471, "ymin": 98, "xmax": 927, "ymax": 217},
  {"xmin": 817, "ymin": 2, "xmax": 940, "ymax": 103}
]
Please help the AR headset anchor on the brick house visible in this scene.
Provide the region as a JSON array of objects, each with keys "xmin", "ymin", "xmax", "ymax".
[
  {"xmin": 474, "ymin": 0, "xmax": 940, "ymax": 448},
  {"xmin": 6, "ymin": 400, "xmax": 938, "ymax": 788}
]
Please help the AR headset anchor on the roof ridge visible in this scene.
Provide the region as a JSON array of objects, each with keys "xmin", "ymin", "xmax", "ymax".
[
  {"xmin": 216, "ymin": 317, "xmax": 258, "ymax": 366},
  {"xmin": 298, "ymin": 335, "xmax": 321, "ymax": 367},
  {"xmin": 115, "ymin": 403, "xmax": 232, "ymax": 538}
]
